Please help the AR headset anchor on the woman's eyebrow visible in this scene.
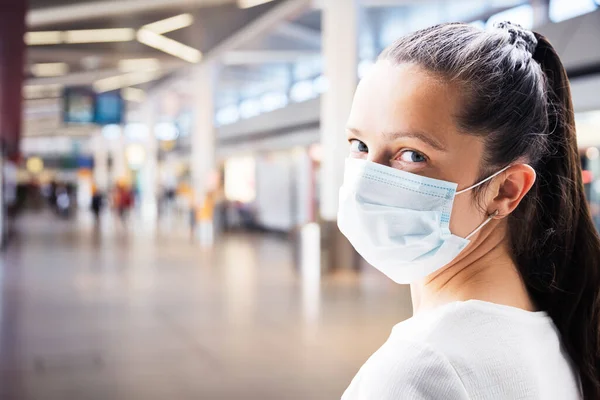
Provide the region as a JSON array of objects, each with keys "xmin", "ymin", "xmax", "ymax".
[
  {"xmin": 346, "ymin": 127, "xmax": 447, "ymax": 152},
  {"xmin": 383, "ymin": 130, "xmax": 447, "ymax": 152}
]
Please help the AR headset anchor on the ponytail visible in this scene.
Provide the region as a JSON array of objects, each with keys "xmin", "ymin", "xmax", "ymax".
[{"xmin": 511, "ymin": 33, "xmax": 600, "ymax": 398}]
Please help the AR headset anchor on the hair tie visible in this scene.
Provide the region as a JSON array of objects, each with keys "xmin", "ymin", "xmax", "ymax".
[{"xmin": 494, "ymin": 21, "xmax": 537, "ymax": 56}]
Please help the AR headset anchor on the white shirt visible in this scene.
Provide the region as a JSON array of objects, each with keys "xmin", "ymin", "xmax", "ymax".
[{"xmin": 342, "ymin": 300, "xmax": 581, "ymax": 400}]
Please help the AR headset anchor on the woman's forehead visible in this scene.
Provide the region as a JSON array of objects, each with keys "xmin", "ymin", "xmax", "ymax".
[{"xmin": 348, "ymin": 61, "xmax": 464, "ymax": 143}]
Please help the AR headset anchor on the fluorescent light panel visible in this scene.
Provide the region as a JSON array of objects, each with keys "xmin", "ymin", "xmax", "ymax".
[
  {"xmin": 136, "ymin": 29, "xmax": 201, "ymax": 63},
  {"xmin": 94, "ymin": 70, "xmax": 163, "ymax": 93},
  {"xmin": 126, "ymin": 69, "xmax": 162, "ymax": 86},
  {"xmin": 142, "ymin": 13, "xmax": 194, "ymax": 34},
  {"xmin": 64, "ymin": 28, "xmax": 136, "ymax": 44},
  {"xmin": 94, "ymin": 74, "xmax": 128, "ymax": 93},
  {"xmin": 25, "ymin": 31, "xmax": 62, "ymax": 45},
  {"xmin": 122, "ymin": 87, "xmax": 146, "ymax": 103},
  {"xmin": 23, "ymin": 84, "xmax": 64, "ymax": 100},
  {"xmin": 31, "ymin": 62, "xmax": 69, "ymax": 77},
  {"xmin": 118, "ymin": 58, "xmax": 161, "ymax": 72},
  {"xmin": 238, "ymin": 0, "xmax": 275, "ymax": 8}
]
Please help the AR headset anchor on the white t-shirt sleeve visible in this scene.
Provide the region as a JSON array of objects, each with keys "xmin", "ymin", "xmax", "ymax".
[{"xmin": 341, "ymin": 340, "xmax": 469, "ymax": 400}]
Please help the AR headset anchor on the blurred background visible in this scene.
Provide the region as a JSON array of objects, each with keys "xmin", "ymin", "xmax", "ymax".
[{"xmin": 0, "ymin": 0, "xmax": 599, "ymax": 399}]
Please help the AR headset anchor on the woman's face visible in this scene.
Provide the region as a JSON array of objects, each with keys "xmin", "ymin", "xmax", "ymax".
[{"xmin": 346, "ymin": 61, "xmax": 489, "ymax": 237}]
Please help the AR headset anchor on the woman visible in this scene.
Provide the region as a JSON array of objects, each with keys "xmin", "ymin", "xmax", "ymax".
[{"xmin": 338, "ymin": 22, "xmax": 600, "ymax": 399}]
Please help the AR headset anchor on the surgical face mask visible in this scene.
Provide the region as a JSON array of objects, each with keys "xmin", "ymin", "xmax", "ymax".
[{"xmin": 337, "ymin": 158, "xmax": 509, "ymax": 284}]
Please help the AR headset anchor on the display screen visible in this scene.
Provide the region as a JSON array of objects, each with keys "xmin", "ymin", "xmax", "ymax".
[
  {"xmin": 63, "ymin": 88, "xmax": 124, "ymax": 125},
  {"xmin": 94, "ymin": 90, "xmax": 124, "ymax": 125},
  {"xmin": 63, "ymin": 87, "xmax": 95, "ymax": 124}
]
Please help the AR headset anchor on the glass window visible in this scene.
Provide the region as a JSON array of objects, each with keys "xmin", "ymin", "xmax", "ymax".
[
  {"xmin": 444, "ymin": 1, "xmax": 487, "ymax": 22},
  {"xmin": 124, "ymin": 123, "xmax": 149, "ymax": 141},
  {"xmin": 260, "ymin": 92, "xmax": 288, "ymax": 113},
  {"xmin": 239, "ymin": 99, "xmax": 261, "ymax": 119},
  {"xmin": 290, "ymin": 80, "xmax": 316, "ymax": 103},
  {"xmin": 216, "ymin": 106, "xmax": 240, "ymax": 126},
  {"xmin": 549, "ymin": 0, "xmax": 598, "ymax": 22},
  {"xmin": 293, "ymin": 58, "xmax": 322, "ymax": 81},
  {"xmin": 102, "ymin": 124, "xmax": 121, "ymax": 140},
  {"xmin": 379, "ymin": 11, "xmax": 410, "ymax": 47},
  {"xmin": 406, "ymin": 3, "xmax": 444, "ymax": 32},
  {"xmin": 313, "ymin": 75, "xmax": 329, "ymax": 94},
  {"xmin": 154, "ymin": 122, "xmax": 179, "ymax": 141},
  {"xmin": 486, "ymin": 4, "xmax": 534, "ymax": 30}
]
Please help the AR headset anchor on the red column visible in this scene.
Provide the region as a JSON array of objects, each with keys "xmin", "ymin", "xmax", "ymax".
[{"xmin": 0, "ymin": 0, "xmax": 27, "ymax": 159}]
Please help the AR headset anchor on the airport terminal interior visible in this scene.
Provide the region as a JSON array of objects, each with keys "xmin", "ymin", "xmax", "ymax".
[{"xmin": 1, "ymin": 0, "xmax": 600, "ymax": 398}]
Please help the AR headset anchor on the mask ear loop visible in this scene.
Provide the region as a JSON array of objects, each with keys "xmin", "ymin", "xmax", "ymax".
[
  {"xmin": 465, "ymin": 210, "xmax": 500, "ymax": 240},
  {"xmin": 456, "ymin": 165, "xmax": 512, "ymax": 195}
]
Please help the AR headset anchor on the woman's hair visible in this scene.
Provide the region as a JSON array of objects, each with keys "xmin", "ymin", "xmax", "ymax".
[{"xmin": 381, "ymin": 22, "xmax": 600, "ymax": 398}]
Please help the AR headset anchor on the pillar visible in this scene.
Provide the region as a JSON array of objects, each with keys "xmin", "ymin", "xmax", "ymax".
[
  {"xmin": 92, "ymin": 130, "xmax": 110, "ymax": 193},
  {"xmin": 319, "ymin": 0, "xmax": 360, "ymax": 271},
  {"xmin": 532, "ymin": 0, "xmax": 550, "ymax": 28},
  {"xmin": 109, "ymin": 126, "xmax": 128, "ymax": 186},
  {"xmin": 190, "ymin": 62, "xmax": 217, "ymax": 243},
  {"xmin": 0, "ymin": 0, "xmax": 26, "ymax": 158},
  {"xmin": 0, "ymin": 1, "xmax": 26, "ymax": 247},
  {"xmin": 139, "ymin": 101, "xmax": 158, "ymax": 221}
]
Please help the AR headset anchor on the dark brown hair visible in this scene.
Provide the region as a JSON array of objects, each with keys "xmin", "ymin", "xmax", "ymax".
[{"xmin": 381, "ymin": 22, "xmax": 600, "ymax": 398}]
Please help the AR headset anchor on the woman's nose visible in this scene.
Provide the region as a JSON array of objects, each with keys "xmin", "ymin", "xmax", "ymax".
[{"xmin": 367, "ymin": 150, "xmax": 392, "ymax": 167}]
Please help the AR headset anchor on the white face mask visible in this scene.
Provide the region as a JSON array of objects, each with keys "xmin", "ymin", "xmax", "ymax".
[{"xmin": 337, "ymin": 158, "xmax": 509, "ymax": 284}]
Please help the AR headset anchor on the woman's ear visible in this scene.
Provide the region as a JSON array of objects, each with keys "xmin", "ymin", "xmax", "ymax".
[{"xmin": 489, "ymin": 164, "xmax": 536, "ymax": 218}]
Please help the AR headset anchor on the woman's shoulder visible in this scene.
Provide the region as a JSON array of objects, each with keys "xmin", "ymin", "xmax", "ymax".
[
  {"xmin": 343, "ymin": 300, "xmax": 577, "ymax": 400},
  {"xmin": 342, "ymin": 338, "xmax": 470, "ymax": 400}
]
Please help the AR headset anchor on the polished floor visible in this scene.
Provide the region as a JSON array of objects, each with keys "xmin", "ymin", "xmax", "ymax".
[{"xmin": 0, "ymin": 212, "xmax": 412, "ymax": 400}]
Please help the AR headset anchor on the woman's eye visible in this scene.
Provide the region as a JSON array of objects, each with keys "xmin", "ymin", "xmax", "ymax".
[
  {"xmin": 349, "ymin": 139, "xmax": 368, "ymax": 153},
  {"xmin": 399, "ymin": 150, "xmax": 426, "ymax": 163}
]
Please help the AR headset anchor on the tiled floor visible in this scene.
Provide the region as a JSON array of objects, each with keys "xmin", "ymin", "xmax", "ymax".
[{"xmin": 0, "ymin": 212, "xmax": 412, "ymax": 400}]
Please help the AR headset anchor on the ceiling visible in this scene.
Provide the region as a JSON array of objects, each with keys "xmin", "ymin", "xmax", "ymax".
[
  {"xmin": 25, "ymin": 0, "xmax": 285, "ymax": 83},
  {"xmin": 24, "ymin": 0, "xmax": 548, "ymax": 138}
]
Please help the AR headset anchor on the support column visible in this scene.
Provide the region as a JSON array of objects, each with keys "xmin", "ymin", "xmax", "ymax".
[
  {"xmin": 320, "ymin": 0, "xmax": 360, "ymax": 271},
  {"xmin": 139, "ymin": 101, "xmax": 158, "ymax": 222},
  {"xmin": 532, "ymin": 0, "xmax": 550, "ymax": 28},
  {"xmin": 190, "ymin": 62, "xmax": 217, "ymax": 244},
  {"xmin": 0, "ymin": 1, "xmax": 26, "ymax": 158},
  {"xmin": 0, "ymin": 1, "xmax": 26, "ymax": 248},
  {"xmin": 92, "ymin": 131, "xmax": 109, "ymax": 193},
  {"xmin": 109, "ymin": 126, "xmax": 128, "ymax": 186}
]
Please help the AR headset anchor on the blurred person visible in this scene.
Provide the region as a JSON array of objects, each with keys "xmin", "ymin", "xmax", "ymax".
[
  {"xmin": 339, "ymin": 22, "xmax": 599, "ymax": 399},
  {"xmin": 112, "ymin": 183, "xmax": 133, "ymax": 225},
  {"xmin": 54, "ymin": 184, "xmax": 71, "ymax": 218},
  {"xmin": 195, "ymin": 191, "xmax": 214, "ymax": 244},
  {"xmin": 90, "ymin": 184, "xmax": 104, "ymax": 225}
]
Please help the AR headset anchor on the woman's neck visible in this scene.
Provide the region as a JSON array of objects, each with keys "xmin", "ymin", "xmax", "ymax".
[{"xmin": 410, "ymin": 222, "xmax": 535, "ymax": 315}]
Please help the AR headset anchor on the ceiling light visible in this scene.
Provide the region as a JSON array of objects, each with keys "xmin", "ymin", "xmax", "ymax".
[
  {"xmin": 94, "ymin": 75, "xmax": 127, "ymax": 93},
  {"xmin": 118, "ymin": 58, "xmax": 160, "ymax": 72},
  {"xmin": 94, "ymin": 70, "xmax": 163, "ymax": 93},
  {"xmin": 122, "ymin": 87, "xmax": 146, "ymax": 103},
  {"xmin": 136, "ymin": 29, "xmax": 201, "ymax": 63},
  {"xmin": 25, "ymin": 31, "xmax": 63, "ymax": 45},
  {"xmin": 126, "ymin": 69, "xmax": 163, "ymax": 87},
  {"xmin": 238, "ymin": 0, "xmax": 275, "ymax": 8},
  {"xmin": 64, "ymin": 28, "xmax": 135, "ymax": 44},
  {"xmin": 31, "ymin": 62, "xmax": 69, "ymax": 77},
  {"xmin": 23, "ymin": 84, "xmax": 64, "ymax": 100},
  {"xmin": 142, "ymin": 13, "xmax": 194, "ymax": 34}
]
